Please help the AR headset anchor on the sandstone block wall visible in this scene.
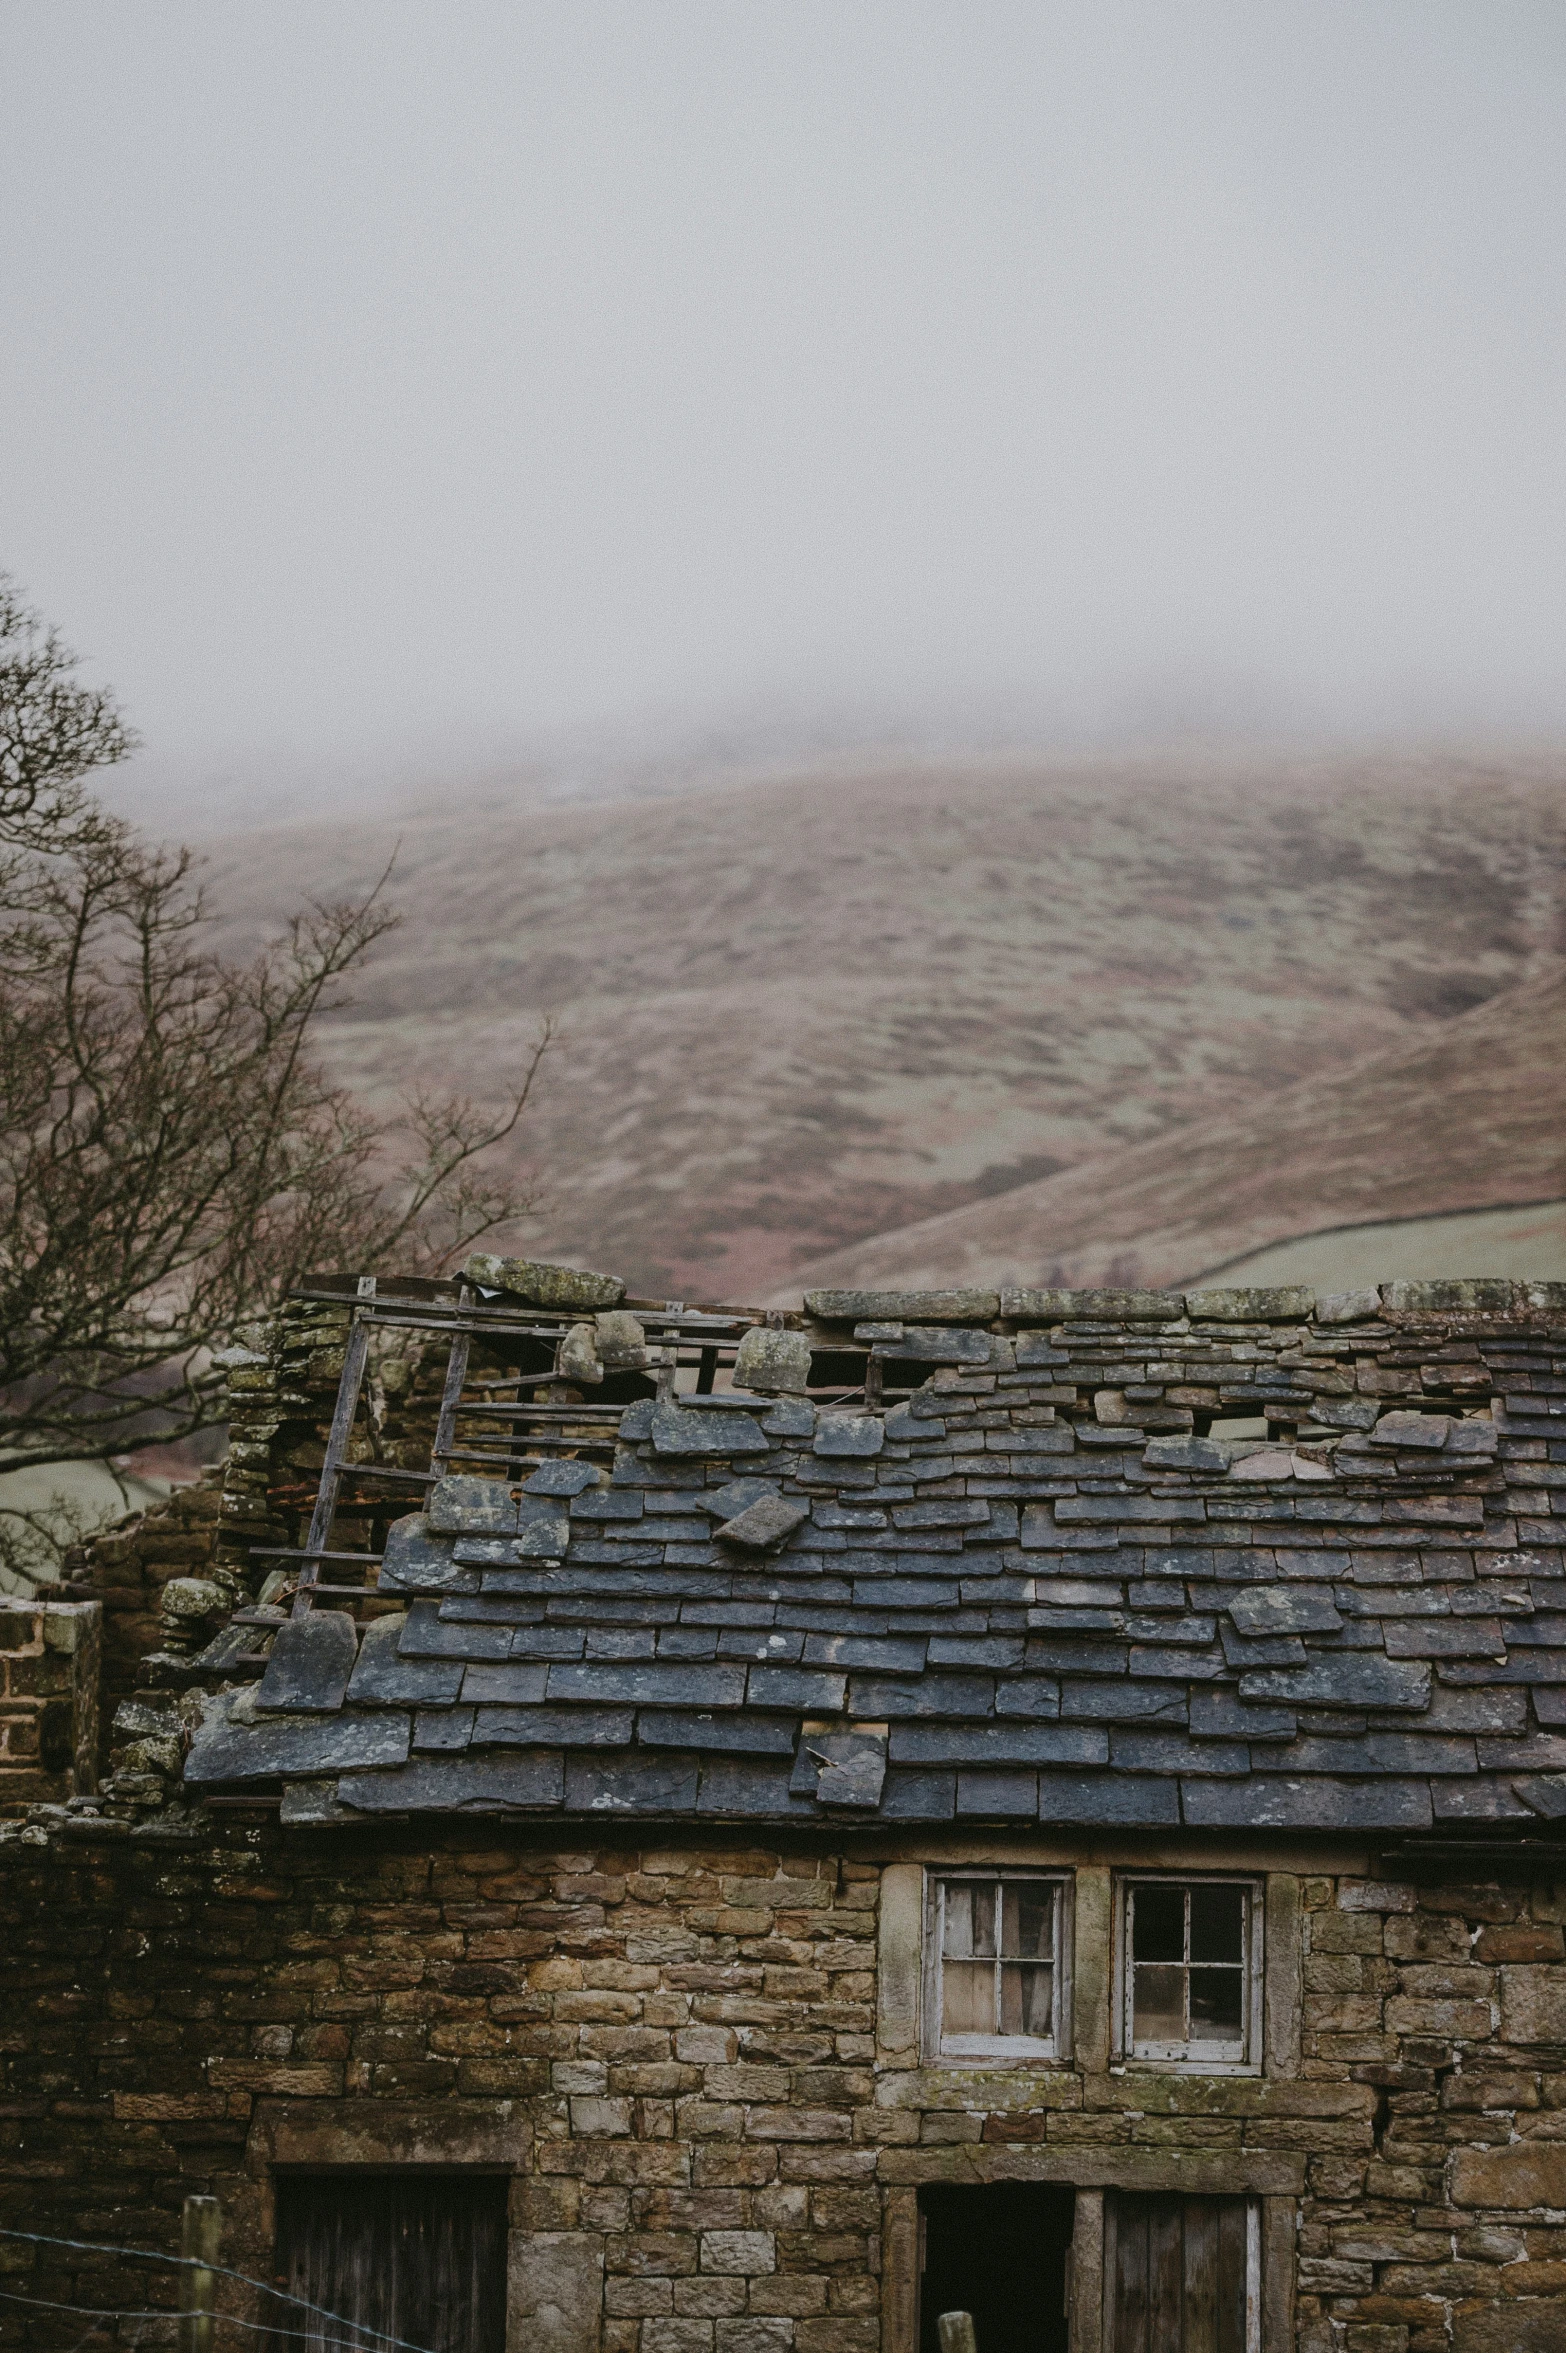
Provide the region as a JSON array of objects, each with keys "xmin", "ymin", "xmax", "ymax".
[
  {"xmin": 71, "ymin": 1484, "xmax": 223, "ymax": 1732},
  {"xmin": 0, "ymin": 1597, "xmax": 99, "ymax": 1817},
  {"xmin": 2, "ymin": 1824, "xmax": 1565, "ymax": 2353}
]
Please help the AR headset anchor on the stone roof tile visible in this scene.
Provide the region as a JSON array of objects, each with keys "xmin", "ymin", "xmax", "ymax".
[{"xmin": 183, "ymin": 1284, "xmax": 1566, "ymax": 1841}]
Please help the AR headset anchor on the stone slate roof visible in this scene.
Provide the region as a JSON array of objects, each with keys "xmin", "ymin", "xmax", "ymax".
[{"xmin": 184, "ymin": 1277, "xmax": 1566, "ymax": 1838}]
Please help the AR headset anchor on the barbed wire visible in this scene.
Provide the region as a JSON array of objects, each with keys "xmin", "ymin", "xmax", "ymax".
[
  {"xmin": 0, "ymin": 2230, "xmax": 443, "ymax": 2353},
  {"xmin": 0, "ymin": 2284, "xmax": 432, "ymax": 2353}
]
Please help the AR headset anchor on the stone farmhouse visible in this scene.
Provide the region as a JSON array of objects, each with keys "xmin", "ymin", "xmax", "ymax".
[{"xmin": 4, "ymin": 1266, "xmax": 1566, "ymax": 2353}]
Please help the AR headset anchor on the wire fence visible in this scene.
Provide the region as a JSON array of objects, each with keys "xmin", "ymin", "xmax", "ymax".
[{"xmin": 0, "ymin": 2225, "xmax": 444, "ymax": 2353}]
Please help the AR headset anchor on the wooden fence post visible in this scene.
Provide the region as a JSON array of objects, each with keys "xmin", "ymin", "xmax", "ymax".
[{"xmin": 181, "ymin": 2195, "xmax": 223, "ymax": 2353}]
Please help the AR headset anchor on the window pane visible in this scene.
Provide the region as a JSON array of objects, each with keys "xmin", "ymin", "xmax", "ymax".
[
  {"xmin": 970, "ymin": 1882, "xmax": 998, "ymax": 1958},
  {"xmin": 1132, "ymin": 1883, "xmax": 1185, "ymax": 1963},
  {"xmin": 1189, "ymin": 1968, "xmax": 1244, "ymax": 2039},
  {"xmin": 1002, "ymin": 1884, "xmax": 1054, "ymax": 1961},
  {"xmin": 1000, "ymin": 1962, "xmax": 1053, "ymax": 2038},
  {"xmin": 1190, "ymin": 1884, "xmax": 1245, "ymax": 1965},
  {"xmin": 942, "ymin": 1959, "xmax": 997, "ymax": 2037},
  {"xmin": 942, "ymin": 1883, "xmax": 975, "ymax": 1959},
  {"xmin": 1132, "ymin": 1963, "xmax": 1186, "ymax": 2044}
]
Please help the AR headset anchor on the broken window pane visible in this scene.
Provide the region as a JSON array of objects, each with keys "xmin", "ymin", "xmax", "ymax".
[
  {"xmin": 1190, "ymin": 1883, "xmax": 1244, "ymax": 1964},
  {"xmin": 1000, "ymin": 1961, "xmax": 1053, "ymax": 2037},
  {"xmin": 1132, "ymin": 1961, "xmax": 1186, "ymax": 2044},
  {"xmin": 937, "ymin": 1877, "xmax": 1058, "ymax": 2049},
  {"xmin": 1132, "ymin": 1882, "xmax": 1184, "ymax": 1963},
  {"xmin": 941, "ymin": 1958, "xmax": 996, "ymax": 2036},
  {"xmin": 1126, "ymin": 1881, "xmax": 1252, "ymax": 2060}
]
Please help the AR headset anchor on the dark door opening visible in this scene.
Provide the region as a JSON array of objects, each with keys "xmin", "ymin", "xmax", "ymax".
[
  {"xmin": 272, "ymin": 2171, "xmax": 508, "ymax": 2353},
  {"xmin": 919, "ymin": 2184, "xmax": 1074, "ymax": 2353}
]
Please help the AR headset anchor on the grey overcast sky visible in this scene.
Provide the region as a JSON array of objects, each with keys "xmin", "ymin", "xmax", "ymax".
[{"xmin": 2, "ymin": 2, "xmax": 1564, "ymax": 816}]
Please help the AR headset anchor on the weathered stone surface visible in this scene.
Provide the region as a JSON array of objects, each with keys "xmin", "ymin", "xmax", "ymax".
[
  {"xmin": 337, "ymin": 1750, "xmax": 565, "ymax": 1811},
  {"xmin": 143, "ymin": 1285, "xmax": 1566, "ymax": 1853},
  {"xmin": 733, "ymin": 1326, "xmax": 813, "ymax": 1395},
  {"xmin": 696, "ymin": 1477, "xmax": 778, "ymax": 1520},
  {"xmin": 715, "ymin": 1496, "xmax": 811, "ymax": 1550},
  {"xmin": 471, "ymin": 1705, "xmax": 634, "ymax": 1747},
  {"xmin": 510, "ymin": 2234, "xmax": 604, "ymax": 2353},
  {"xmin": 1369, "ymin": 1410, "xmax": 1452, "ymax": 1450},
  {"xmin": 790, "ymin": 1729, "xmax": 888, "ymax": 1809},
  {"xmin": 804, "ymin": 1288, "xmax": 1000, "ymax": 1323},
  {"xmin": 557, "ymin": 1323, "xmax": 604, "ymax": 1383},
  {"xmin": 1314, "ymin": 1288, "xmax": 1382, "ymax": 1324},
  {"xmin": 1143, "ymin": 1436, "xmax": 1231, "ymax": 1472},
  {"xmin": 762, "ymin": 1394, "xmax": 816, "ymax": 1437},
  {"xmin": 1381, "ymin": 1279, "xmax": 1520, "ymax": 1315},
  {"xmin": 1182, "ymin": 1775, "xmax": 1433, "ymax": 1828},
  {"xmin": 523, "ymin": 1461, "xmax": 601, "ymax": 1497},
  {"xmin": 185, "ymin": 1690, "xmax": 410, "ymax": 1783},
  {"xmin": 1003, "ymin": 1288, "xmax": 1184, "ymax": 1320},
  {"xmin": 255, "ymin": 1610, "xmax": 358, "ymax": 1713},
  {"xmin": 1228, "ymin": 1587, "xmax": 1343, "ymax": 1638},
  {"xmin": 1500, "ymin": 1966, "xmax": 1566, "ymax": 2043},
  {"xmin": 651, "ymin": 1404, "xmax": 772, "ymax": 1457},
  {"xmin": 1228, "ymin": 1448, "xmax": 1303, "ymax": 1481},
  {"xmin": 428, "ymin": 1475, "xmax": 519, "ymax": 1535},
  {"xmin": 161, "ymin": 1576, "xmax": 225, "ymax": 1620},
  {"xmin": 515, "ymin": 1498, "xmax": 571, "ymax": 1557},
  {"xmin": 1450, "ymin": 2141, "xmax": 1566, "ymax": 2207},
  {"xmin": 377, "ymin": 1514, "xmax": 479, "ymax": 1595},
  {"xmin": 890, "ymin": 1722, "xmax": 1108, "ymax": 1767},
  {"xmin": 346, "ymin": 1615, "xmax": 464, "ymax": 1707},
  {"xmin": 1453, "ymin": 2308, "xmax": 1566, "ymax": 2353},
  {"xmin": 1189, "ymin": 1688, "xmax": 1296, "ymax": 1742},
  {"xmin": 813, "ymin": 1416, "xmax": 884, "ymax": 1459},
  {"xmin": 463, "ymin": 1253, "xmax": 626, "ymax": 1310},
  {"xmin": 1238, "ymin": 1658, "xmax": 1432, "ymax": 1710},
  {"xmin": 1514, "ymin": 1774, "xmax": 1566, "ymax": 1820},
  {"xmin": 546, "ymin": 1663, "xmax": 748, "ymax": 1709},
  {"xmin": 1037, "ymin": 1770, "xmax": 1179, "ymax": 1824},
  {"xmin": 594, "ymin": 1310, "xmax": 648, "ymax": 1368},
  {"xmin": 877, "ymin": 1326, "xmax": 995, "ymax": 1365},
  {"xmin": 1185, "ymin": 1285, "xmax": 1315, "ymax": 1320}
]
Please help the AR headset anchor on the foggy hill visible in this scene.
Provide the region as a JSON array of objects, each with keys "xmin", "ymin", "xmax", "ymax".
[
  {"xmin": 204, "ymin": 749, "xmax": 1565, "ymax": 1301},
  {"xmin": 778, "ymin": 960, "xmax": 1566, "ymax": 1301}
]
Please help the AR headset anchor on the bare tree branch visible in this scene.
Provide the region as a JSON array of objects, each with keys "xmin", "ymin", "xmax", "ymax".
[{"xmin": 0, "ymin": 578, "xmax": 555, "ymax": 1492}]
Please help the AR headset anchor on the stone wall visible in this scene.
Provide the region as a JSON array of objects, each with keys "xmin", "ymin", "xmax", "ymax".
[
  {"xmin": 3, "ymin": 1820, "xmax": 1566, "ymax": 2353},
  {"xmin": 71, "ymin": 1482, "xmax": 224, "ymax": 1736},
  {"xmin": 0, "ymin": 1597, "xmax": 99, "ymax": 1816}
]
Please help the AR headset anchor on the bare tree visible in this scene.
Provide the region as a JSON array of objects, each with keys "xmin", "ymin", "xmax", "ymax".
[
  {"xmin": 0, "ymin": 575, "xmax": 137, "ymax": 856},
  {"xmin": 0, "ymin": 576, "xmax": 551, "ymax": 1513}
]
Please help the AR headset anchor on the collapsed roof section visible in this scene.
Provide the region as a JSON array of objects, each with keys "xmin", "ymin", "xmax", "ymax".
[{"xmin": 184, "ymin": 1264, "xmax": 1566, "ymax": 1837}]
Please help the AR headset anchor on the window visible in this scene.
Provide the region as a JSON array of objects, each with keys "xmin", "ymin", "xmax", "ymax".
[
  {"xmin": 927, "ymin": 1872, "xmax": 1068, "ymax": 2059},
  {"xmin": 1117, "ymin": 1876, "xmax": 1262, "ymax": 2069}
]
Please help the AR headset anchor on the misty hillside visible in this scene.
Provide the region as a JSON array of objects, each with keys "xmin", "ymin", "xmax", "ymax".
[
  {"xmin": 206, "ymin": 750, "xmax": 1565, "ymax": 1301},
  {"xmin": 779, "ymin": 959, "xmax": 1566, "ymax": 1300}
]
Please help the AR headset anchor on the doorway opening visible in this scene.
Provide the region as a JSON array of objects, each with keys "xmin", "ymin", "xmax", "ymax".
[
  {"xmin": 271, "ymin": 2170, "xmax": 509, "ymax": 2353},
  {"xmin": 918, "ymin": 2183, "xmax": 1075, "ymax": 2353}
]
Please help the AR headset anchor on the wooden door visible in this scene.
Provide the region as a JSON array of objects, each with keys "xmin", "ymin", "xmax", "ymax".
[
  {"xmin": 1105, "ymin": 2194, "xmax": 1251, "ymax": 2353},
  {"xmin": 272, "ymin": 2172, "xmax": 509, "ymax": 2353}
]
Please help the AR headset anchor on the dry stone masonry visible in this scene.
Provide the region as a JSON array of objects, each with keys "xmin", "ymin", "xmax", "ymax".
[
  {"xmin": 2, "ymin": 1267, "xmax": 1565, "ymax": 2353},
  {"xmin": 172, "ymin": 1272, "xmax": 1566, "ymax": 1837}
]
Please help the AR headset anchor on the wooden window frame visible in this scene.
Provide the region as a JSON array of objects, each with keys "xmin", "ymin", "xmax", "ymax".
[
  {"xmin": 922, "ymin": 1868, "xmax": 1073, "ymax": 2064},
  {"xmin": 1113, "ymin": 1872, "xmax": 1265, "ymax": 2074}
]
